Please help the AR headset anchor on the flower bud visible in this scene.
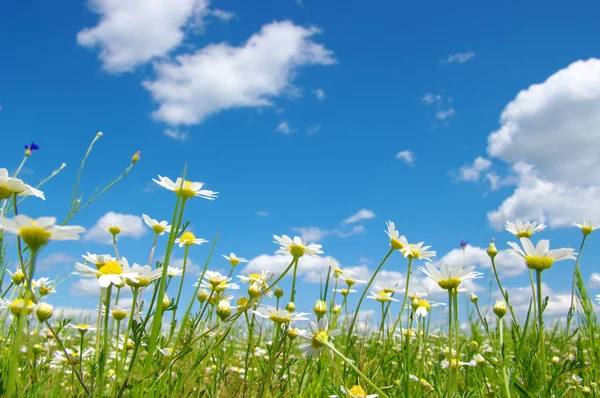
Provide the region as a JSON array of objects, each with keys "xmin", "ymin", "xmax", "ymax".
[
  {"xmin": 36, "ymin": 303, "xmax": 53, "ymax": 322},
  {"xmin": 470, "ymin": 293, "xmax": 478, "ymax": 304},
  {"xmin": 551, "ymin": 356, "xmax": 560, "ymax": 365},
  {"xmin": 285, "ymin": 302, "xmax": 296, "ymax": 312},
  {"xmin": 582, "ymin": 386, "xmax": 592, "ymax": 395},
  {"xmin": 273, "ymin": 286, "xmax": 284, "ymax": 299},
  {"xmin": 248, "ymin": 282, "xmax": 262, "ymax": 299},
  {"xmin": 313, "ymin": 300, "xmax": 327, "ymax": 317},
  {"xmin": 111, "ymin": 308, "xmax": 128, "ymax": 321},
  {"xmin": 216, "ymin": 299, "xmax": 231, "ymax": 320},
  {"xmin": 197, "ymin": 289, "xmax": 209, "ymax": 303},
  {"xmin": 411, "ymin": 298, "xmax": 420, "ymax": 311},
  {"xmin": 108, "ymin": 225, "xmax": 121, "ymax": 236},
  {"xmin": 333, "ymin": 304, "xmax": 342, "ymax": 315},
  {"xmin": 470, "ymin": 341, "xmax": 479, "ymax": 351},
  {"xmin": 288, "ymin": 328, "xmax": 300, "ymax": 339},
  {"xmin": 33, "ymin": 344, "xmax": 44, "ymax": 356},
  {"xmin": 131, "ymin": 151, "xmax": 140, "ymax": 164},
  {"xmin": 493, "ymin": 300, "xmax": 507, "ymax": 319},
  {"xmin": 237, "ymin": 297, "xmax": 249, "ymax": 309},
  {"xmin": 97, "ymin": 131, "xmax": 103, "ymax": 137},
  {"xmin": 11, "ymin": 270, "xmax": 26, "ymax": 285},
  {"xmin": 162, "ymin": 294, "xmax": 171, "ymax": 309},
  {"xmin": 487, "ymin": 239, "xmax": 498, "ymax": 259}
]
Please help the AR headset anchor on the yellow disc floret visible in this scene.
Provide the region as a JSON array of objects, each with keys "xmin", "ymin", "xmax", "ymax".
[{"xmin": 19, "ymin": 226, "xmax": 51, "ymax": 250}]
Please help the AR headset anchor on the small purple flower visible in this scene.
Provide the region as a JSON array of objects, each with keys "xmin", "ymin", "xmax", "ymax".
[
  {"xmin": 460, "ymin": 239, "xmax": 468, "ymax": 249},
  {"xmin": 24, "ymin": 142, "xmax": 39, "ymax": 151}
]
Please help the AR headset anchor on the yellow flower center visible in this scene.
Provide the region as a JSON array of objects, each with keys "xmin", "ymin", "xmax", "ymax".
[
  {"xmin": 345, "ymin": 278, "xmax": 356, "ymax": 286},
  {"xmin": 98, "ymin": 261, "xmax": 123, "ymax": 275},
  {"xmin": 525, "ymin": 255, "xmax": 554, "ymax": 271},
  {"xmin": 179, "ymin": 231, "xmax": 196, "ymax": 245},
  {"xmin": 288, "ymin": 328, "xmax": 300, "ymax": 339},
  {"xmin": 311, "ymin": 330, "xmax": 329, "ymax": 349},
  {"xmin": 581, "ymin": 226, "xmax": 594, "ymax": 236},
  {"xmin": 214, "ymin": 281, "xmax": 228, "ymax": 292},
  {"xmin": 268, "ymin": 311, "xmax": 292, "ymax": 324},
  {"xmin": 405, "ymin": 246, "xmax": 421, "ymax": 258},
  {"xmin": 77, "ymin": 323, "xmax": 91, "ymax": 330},
  {"xmin": 419, "ymin": 379, "xmax": 434, "ymax": 391},
  {"xmin": 333, "ymin": 269, "xmax": 344, "ymax": 277},
  {"xmin": 108, "ymin": 225, "xmax": 121, "ymax": 236},
  {"xmin": 229, "ymin": 257, "xmax": 240, "ymax": 267},
  {"xmin": 437, "ymin": 277, "xmax": 462, "ymax": 290},
  {"xmin": 127, "ymin": 276, "xmax": 151, "ymax": 288},
  {"xmin": 0, "ymin": 184, "xmax": 15, "ymax": 200},
  {"xmin": 152, "ymin": 224, "xmax": 165, "ymax": 234},
  {"xmin": 376, "ymin": 291, "xmax": 391, "ymax": 302},
  {"xmin": 446, "ymin": 358, "xmax": 463, "ymax": 370},
  {"xmin": 383, "ymin": 287, "xmax": 394, "ymax": 294},
  {"xmin": 417, "ymin": 299, "xmax": 431, "ymax": 311},
  {"xmin": 175, "ymin": 181, "xmax": 196, "ymax": 199},
  {"xmin": 19, "ymin": 226, "xmax": 51, "ymax": 250},
  {"xmin": 390, "ymin": 237, "xmax": 404, "ymax": 251},
  {"xmin": 289, "ymin": 244, "xmax": 306, "ymax": 258},
  {"xmin": 516, "ymin": 231, "xmax": 532, "ymax": 238},
  {"xmin": 348, "ymin": 385, "xmax": 368, "ymax": 397},
  {"xmin": 9, "ymin": 299, "xmax": 35, "ymax": 316},
  {"xmin": 39, "ymin": 286, "xmax": 52, "ymax": 295},
  {"xmin": 11, "ymin": 271, "xmax": 25, "ymax": 285}
]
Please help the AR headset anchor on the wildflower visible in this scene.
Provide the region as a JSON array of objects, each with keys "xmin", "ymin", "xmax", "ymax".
[
  {"xmin": 573, "ymin": 220, "xmax": 599, "ymax": 236},
  {"xmin": 460, "ymin": 239, "xmax": 468, "ymax": 249},
  {"xmin": 111, "ymin": 307, "xmax": 128, "ymax": 321},
  {"xmin": 153, "ymin": 175, "xmax": 218, "ymax": 200},
  {"xmin": 334, "ymin": 288, "xmax": 357, "ymax": 297},
  {"xmin": 82, "ymin": 253, "xmax": 116, "ymax": 269},
  {"xmin": 470, "ymin": 293, "xmax": 479, "ymax": 303},
  {"xmin": 253, "ymin": 306, "xmax": 309, "ymax": 325},
  {"xmin": 333, "ymin": 305, "xmax": 343, "ymax": 315},
  {"xmin": 441, "ymin": 358, "xmax": 475, "ymax": 370},
  {"xmin": 157, "ymin": 347, "xmax": 173, "ymax": 358},
  {"xmin": 367, "ymin": 291, "xmax": 399, "ymax": 303},
  {"xmin": 508, "ymin": 238, "xmax": 576, "ymax": 271},
  {"xmin": 332, "ymin": 264, "xmax": 353, "ymax": 278},
  {"xmin": 339, "ymin": 275, "xmax": 367, "ymax": 287},
  {"xmin": 74, "ymin": 258, "xmax": 139, "ymax": 288},
  {"xmin": 288, "ymin": 328, "xmax": 303, "ymax": 339},
  {"xmin": 123, "ymin": 260, "xmax": 162, "ymax": 288},
  {"xmin": 412, "ymin": 298, "xmax": 445, "ymax": 318},
  {"xmin": 52, "ymin": 349, "xmax": 92, "ymax": 366},
  {"xmin": 32, "ymin": 277, "xmax": 56, "ymax": 296},
  {"xmin": 401, "ymin": 242, "xmax": 436, "ymax": 262},
  {"xmin": 505, "ymin": 220, "xmax": 546, "ymax": 238},
  {"xmin": 247, "ymin": 282, "xmax": 262, "ymax": 298},
  {"xmin": 487, "ymin": 239, "xmax": 498, "ymax": 259},
  {"xmin": 273, "ymin": 235, "xmax": 323, "ymax": 258},
  {"xmin": 222, "ymin": 253, "xmax": 248, "ymax": 267},
  {"xmin": 313, "ymin": 300, "xmax": 327, "ymax": 317},
  {"xmin": 385, "ymin": 221, "xmax": 408, "ymax": 251},
  {"xmin": 7, "ymin": 268, "xmax": 26, "ymax": 285},
  {"xmin": 298, "ymin": 317, "xmax": 341, "ymax": 357},
  {"xmin": 24, "ymin": 141, "xmax": 39, "ymax": 156},
  {"xmin": 551, "ymin": 356, "xmax": 560, "ymax": 365},
  {"xmin": 469, "ymin": 341, "xmax": 479, "ymax": 351},
  {"xmin": 197, "ymin": 289, "xmax": 209, "ymax": 302},
  {"xmin": 216, "ymin": 298, "xmax": 232, "ymax": 320},
  {"xmin": 162, "ymin": 294, "xmax": 171, "ymax": 309},
  {"xmin": 336, "ymin": 385, "xmax": 379, "ymax": 397},
  {"xmin": 403, "ymin": 290, "xmax": 428, "ymax": 301},
  {"xmin": 418, "ymin": 263, "xmax": 483, "ymax": 290},
  {"xmin": 493, "ymin": 301, "xmax": 507, "ymax": 318},
  {"xmin": 0, "ymin": 215, "xmax": 85, "ymax": 250},
  {"xmin": 202, "ymin": 271, "xmax": 235, "ymax": 290},
  {"xmin": 0, "ymin": 168, "xmax": 45, "ymax": 200},
  {"xmin": 176, "ymin": 231, "xmax": 208, "ymax": 247},
  {"xmin": 286, "ymin": 302, "xmax": 296, "ymax": 312},
  {"xmin": 36, "ymin": 303, "xmax": 53, "ymax": 322},
  {"xmin": 409, "ymin": 375, "xmax": 434, "ymax": 392},
  {"xmin": 131, "ymin": 151, "xmax": 140, "ymax": 164},
  {"xmin": 141, "ymin": 214, "xmax": 171, "ymax": 235},
  {"xmin": 167, "ymin": 267, "xmax": 184, "ymax": 278},
  {"xmin": 274, "ymin": 286, "xmax": 284, "ymax": 298},
  {"xmin": 0, "ymin": 298, "xmax": 37, "ymax": 316},
  {"xmin": 237, "ymin": 270, "xmax": 273, "ymax": 287},
  {"xmin": 68, "ymin": 323, "xmax": 96, "ymax": 334}
]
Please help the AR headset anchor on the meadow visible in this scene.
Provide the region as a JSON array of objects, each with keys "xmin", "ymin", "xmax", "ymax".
[{"xmin": 0, "ymin": 134, "xmax": 598, "ymax": 397}]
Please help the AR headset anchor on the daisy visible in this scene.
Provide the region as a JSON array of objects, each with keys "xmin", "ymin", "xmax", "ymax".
[
  {"xmin": 507, "ymin": 238, "xmax": 576, "ymax": 271},
  {"xmin": 402, "ymin": 290, "xmax": 429, "ymax": 301},
  {"xmin": 32, "ymin": 277, "xmax": 56, "ymax": 295},
  {"xmin": 505, "ymin": 220, "xmax": 546, "ymax": 238},
  {"xmin": 122, "ymin": 259, "xmax": 162, "ymax": 288},
  {"xmin": 153, "ymin": 175, "xmax": 218, "ymax": 200},
  {"xmin": 7, "ymin": 267, "xmax": 26, "ymax": 285},
  {"xmin": 82, "ymin": 253, "xmax": 116, "ymax": 269},
  {"xmin": 374, "ymin": 282, "xmax": 401, "ymax": 294},
  {"xmin": 74, "ymin": 259, "xmax": 139, "ymax": 288},
  {"xmin": 332, "ymin": 265, "xmax": 355, "ymax": 278},
  {"xmin": 176, "ymin": 231, "xmax": 208, "ymax": 247},
  {"xmin": 367, "ymin": 291, "xmax": 399, "ymax": 303},
  {"xmin": 223, "ymin": 253, "xmax": 248, "ymax": 267},
  {"xmin": 167, "ymin": 267, "xmax": 184, "ymax": 278},
  {"xmin": 330, "ymin": 385, "xmax": 379, "ymax": 398},
  {"xmin": 253, "ymin": 306, "xmax": 310, "ymax": 325},
  {"xmin": 197, "ymin": 279, "xmax": 240, "ymax": 293},
  {"xmin": 298, "ymin": 317, "xmax": 341, "ymax": 357},
  {"xmin": 52, "ymin": 349, "xmax": 93, "ymax": 366},
  {"xmin": 0, "ymin": 298, "xmax": 37, "ymax": 316},
  {"xmin": 0, "ymin": 168, "xmax": 45, "ymax": 200},
  {"xmin": 273, "ymin": 235, "xmax": 323, "ymax": 258},
  {"xmin": 418, "ymin": 263, "xmax": 483, "ymax": 291},
  {"xmin": 409, "ymin": 375, "xmax": 435, "ymax": 392},
  {"xmin": 68, "ymin": 323, "xmax": 96, "ymax": 334},
  {"xmin": 573, "ymin": 220, "xmax": 599, "ymax": 236},
  {"xmin": 333, "ymin": 288, "xmax": 357, "ymax": 297},
  {"xmin": 339, "ymin": 275, "xmax": 367, "ymax": 287},
  {"xmin": 412, "ymin": 298, "xmax": 445, "ymax": 319},
  {"xmin": 0, "ymin": 215, "xmax": 85, "ymax": 250},
  {"xmin": 385, "ymin": 221, "xmax": 408, "ymax": 251},
  {"xmin": 203, "ymin": 271, "xmax": 232, "ymax": 288},
  {"xmin": 157, "ymin": 347, "xmax": 174, "ymax": 358},
  {"xmin": 441, "ymin": 358, "xmax": 476, "ymax": 370},
  {"xmin": 237, "ymin": 270, "xmax": 273, "ymax": 286},
  {"xmin": 401, "ymin": 242, "xmax": 436, "ymax": 262},
  {"xmin": 141, "ymin": 214, "xmax": 171, "ymax": 235}
]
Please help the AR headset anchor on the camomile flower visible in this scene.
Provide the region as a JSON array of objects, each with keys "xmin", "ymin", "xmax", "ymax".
[
  {"xmin": 0, "ymin": 215, "xmax": 85, "ymax": 250},
  {"xmin": 122, "ymin": 259, "xmax": 162, "ymax": 288},
  {"xmin": 409, "ymin": 374, "xmax": 435, "ymax": 392},
  {"xmin": 367, "ymin": 291, "xmax": 399, "ymax": 303},
  {"xmin": 253, "ymin": 306, "xmax": 310, "ymax": 325},
  {"xmin": 339, "ymin": 275, "xmax": 367, "ymax": 287},
  {"xmin": 74, "ymin": 258, "xmax": 139, "ymax": 288},
  {"xmin": 402, "ymin": 290, "xmax": 429, "ymax": 301},
  {"xmin": 507, "ymin": 238, "xmax": 576, "ymax": 271},
  {"xmin": 401, "ymin": 242, "xmax": 436, "ymax": 262},
  {"xmin": 0, "ymin": 168, "xmax": 45, "ymax": 200},
  {"xmin": 505, "ymin": 220, "xmax": 546, "ymax": 238},
  {"xmin": 32, "ymin": 277, "xmax": 56, "ymax": 295},
  {"xmin": 330, "ymin": 385, "xmax": 379, "ymax": 398},
  {"xmin": 68, "ymin": 323, "xmax": 96, "ymax": 334},
  {"xmin": 573, "ymin": 220, "xmax": 599, "ymax": 236},
  {"xmin": 333, "ymin": 288, "xmax": 357, "ymax": 297},
  {"xmin": 0, "ymin": 298, "xmax": 37, "ymax": 316},
  {"xmin": 153, "ymin": 175, "xmax": 218, "ymax": 200},
  {"xmin": 141, "ymin": 214, "xmax": 171, "ymax": 235},
  {"xmin": 441, "ymin": 358, "xmax": 476, "ymax": 370},
  {"xmin": 385, "ymin": 221, "xmax": 408, "ymax": 251},
  {"xmin": 6, "ymin": 267, "xmax": 26, "ymax": 285},
  {"xmin": 412, "ymin": 298, "xmax": 445, "ymax": 319},
  {"xmin": 203, "ymin": 270, "xmax": 232, "ymax": 288},
  {"xmin": 157, "ymin": 347, "xmax": 174, "ymax": 358},
  {"xmin": 197, "ymin": 279, "xmax": 240, "ymax": 293},
  {"xmin": 82, "ymin": 253, "xmax": 116, "ymax": 269},
  {"xmin": 332, "ymin": 265, "xmax": 355, "ymax": 279},
  {"xmin": 223, "ymin": 253, "xmax": 248, "ymax": 267},
  {"xmin": 298, "ymin": 317, "xmax": 341, "ymax": 357},
  {"xmin": 52, "ymin": 349, "xmax": 93, "ymax": 366},
  {"xmin": 237, "ymin": 270, "xmax": 273, "ymax": 286},
  {"xmin": 273, "ymin": 235, "xmax": 323, "ymax": 258},
  {"xmin": 167, "ymin": 267, "xmax": 184, "ymax": 278},
  {"xmin": 374, "ymin": 282, "xmax": 401, "ymax": 294},
  {"xmin": 418, "ymin": 263, "xmax": 483, "ymax": 291},
  {"xmin": 176, "ymin": 231, "xmax": 208, "ymax": 247}
]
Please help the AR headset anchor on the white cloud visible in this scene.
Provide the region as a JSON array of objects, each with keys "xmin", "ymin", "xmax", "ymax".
[
  {"xmin": 435, "ymin": 108, "xmax": 456, "ymax": 120},
  {"xmin": 458, "ymin": 156, "xmax": 492, "ymax": 182},
  {"xmin": 170, "ymin": 257, "xmax": 200, "ymax": 276},
  {"xmin": 483, "ymin": 59, "xmax": 600, "ymax": 228},
  {"xmin": 209, "ymin": 9, "xmax": 235, "ymax": 22},
  {"xmin": 441, "ymin": 51, "xmax": 476, "ymax": 64},
  {"xmin": 53, "ymin": 307, "xmax": 97, "ymax": 321},
  {"xmin": 84, "ymin": 211, "xmax": 146, "ymax": 244},
  {"xmin": 395, "ymin": 150, "xmax": 415, "ymax": 166},
  {"xmin": 434, "ymin": 245, "xmax": 526, "ymax": 278},
  {"xmin": 336, "ymin": 225, "xmax": 365, "ymax": 238},
  {"xmin": 306, "ymin": 124, "xmax": 321, "ymax": 135},
  {"xmin": 143, "ymin": 20, "xmax": 335, "ymax": 126},
  {"xmin": 501, "ymin": 283, "xmax": 572, "ymax": 318},
  {"xmin": 275, "ymin": 121, "xmax": 293, "ymax": 134},
  {"xmin": 256, "ymin": 211, "xmax": 270, "ymax": 217},
  {"xmin": 242, "ymin": 254, "xmax": 338, "ymax": 282},
  {"xmin": 292, "ymin": 227, "xmax": 330, "ymax": 242},
  {"xmin": 163, "ymin": 128, "xmax": 190, "ymax": 141},
  {"xmin": 312, "ymin": 88, "xmax": 326, "ymax": 101},
  {"xmin": 421, "ymin": 93, "xmax": 442, "ymax": 105},
  {"xmin": 343, "ymin": 209, "xmax": 375, "ymax": 224},
  {"xmin": 77, "ymin": 0, "xmax": 209, "ymax": 73},
  {"xmin": 37, "ymin": 252, "xmax": 77, "ymax": 271},
  {"xmin": 589, "ymin": 273, "xmax": 600, "ymax": 289}
]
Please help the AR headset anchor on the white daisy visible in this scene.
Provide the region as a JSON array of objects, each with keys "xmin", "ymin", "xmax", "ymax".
[
  {"xmin": 223, "ymin": 253, "xmax": 248, "ymax": 267},
  {"xmin": 74, "ymin": 259, "xmax": 139, "ymax": 288},
  {"xmin": 52, "ymin": 349, "xmax": 93, "ymax": 366},
  {"xmin": 176, "ymin": 231, "xmax": 208, "ymax": 247},
  {"xmin": 122, "ymin": 259, "xmax": 162, "ymax": 287},
  {"xmin": 507, "ymin": 238, "xmax": 576, "ymax": 271},
  {"xmin": 374, "ymin": 282, "xmax": 401, "ymax": 294},
  {"xmin": 0, "ymin": 168, "xmax": 45, "ymax": 200},
  {"xmin": 0, "ymin": 215, "xmax": 85, "ymax": 250},
  {"xmin": 401, "ymin": 242, "xmax": 436, "ymax": 262},
  {"xmin": 367, "ymin": 291, "xmax": 399, "ymax": 303},
  {"xmin": 332, "ymin": 385, "xmax": 379, "ymax": 398},
  {"xmin": 153, "ymin": 175, "xmax": 218, "ymax": 200},
  {"xmin": 333, "ymin": 288, "xmax": 357, "ymax": 297},
  {"xmin": 338, "ymin": 274, "xmax": 367, "ymax": 287},
  {"xmin": 298, "ymin": 317, "xmax": 341, "ymax": 357},
  {"xmin": 253, "ymin": 306, "xmax": 310, "ymax": 325},
  {"xmin": 385, "ymin": 221, "xmax": 409, "ymax": 250},
  {"xmin": 418, "ymin": 263, "xmax": 483, "ymax": 291},
  {"xmin": 412, "ymin": 298, "xmax": 445, "ymax": 319},
  {"xmin": 273, "ymin": 235, "xmax": 323, "ymax": 258},
  {"xmin": 573, "ymin": 220, "xmax": 599, "ymax": 236},
  {"xmin": 505, "ymin": 220, "xmax": 546, "ymax": 238},
  {"xmin": 167, "ymin": 266, "xmax": 184, "ymax": 278},
  {"xmin": 81, "ymin": 252, "xmax": 116, "ymax": 269},
  {"xmin": 141, "ymin": 214, "xmax": 171, "ymax": 235},
  {"xmin": 31, "ymin": 277, "xmax": 56, "ymax": 295},
  {"xmin": 0, "ymin": 298, "xmax": 37, "ymax": 316}
]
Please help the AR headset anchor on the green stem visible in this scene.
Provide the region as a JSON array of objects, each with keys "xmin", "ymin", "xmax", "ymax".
[
  {"xmin": 391, "ymin": 257, "xmax": 413, "ymax": 342},
  {"xmin": 289, "ymin": 258, "xmax": 299, "ymax": 304},
  {"xmin": 536, "ymin": 270, "xmax": 546, "ymax": 384},
  {"xmin": 169, "ymin": 245, "xmax": 189, "ymax": 336},
  {"xmin": 499, "ymin": 318, "xmax": 511, "ymax": 398},
  {"xmin": 567, "ymin": 235, "xmax": 588, "ymax": 335},
  {"xmin": 97, "ymin": 284, "xmax": 113, "ymax": 396},
  {"xmin": 447, "ymin": 289, "xmax": 454, "ymax": 396}
]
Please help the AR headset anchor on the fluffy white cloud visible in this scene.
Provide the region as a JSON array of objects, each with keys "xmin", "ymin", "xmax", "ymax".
[
  {"xmin": 163, "ymin": 128, "xmax": 190, "ymax": 141},
  {"xmin": 256, "ymin": 211, "xmax": 270, "ymax": 217},
  {"xmin": 312, "ymin": 88, "xmax": 326, "ymax": 101},
  {"xmin": 37, "ymin": 252, "xmax": 77, "ymax": 271},
  {"xmin": 291, "ymin": 226, "xmax": 330, "ymax": 242},
  {"xmin": 77, "ymin": 0, "xmax": 209, "ymax": 73},
  {"xmin": 435, "ymin": 108, "xmax": 456, "ymax": 120},
  {"xmin": 589, "ymin": 272, "xmax": 600, "ymax": 289},
  {"xmin": 143, "ymin": 21, "xmax": 335, "ymax": 126},
  {"xmin": 343, "ymin": 209, "xmax": 375, "ymax": 224},
  {"xmin": 275, "ymin": 121, "xmax": 293, "ymax": 134},
  {"xmin": 500, "ymin": 283, "xmax": 572, "ymax": 318},
  {"xmin": 395, "ymin": 150, "xmax": 415, "ymax": 166},
  {"xmin": 458, "ymin": 156, "xmax": 492, "ymax": 182},
  {"xmin": 209, "ymin": 8, "xmax": 235, "ymax": 22},
  {"xmin": 484, "ymin": 59, "xmax": 600, "ymax": 228},
  {"xmin": 169, "ymin": 257, "xmax": 201, "ymax": 276},
  {"xmin": 306, "ymin": 124, "xmax": 321, "ymax": 135},
  {"xmin": 441, "ymin": 51, "xmax": 476, "ymax": 64},
  {"xmin": 242, "ymin": 254, "xmax": 338, "ymax": 282},
  {"xmin": 421, "ymin": 93, "xmax": 442, "ymax": 105},
  {"xmin": 84, "ymin": 211, "xmax": 146, "ymax": 243},
  {"xmin": 434, "ymin": 245, "xmax": 525, "ymax": 278}
]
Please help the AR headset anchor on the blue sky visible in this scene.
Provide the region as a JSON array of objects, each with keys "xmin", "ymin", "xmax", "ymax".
[{"xmin": 1, "ymin": 0, "xmax": 600, "ymax": 323}]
